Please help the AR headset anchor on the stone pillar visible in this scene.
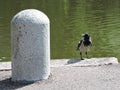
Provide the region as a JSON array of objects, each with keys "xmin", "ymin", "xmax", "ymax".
[{"xmin": 11, "ymin": 9, "xmax": 50, "ymax": 82}]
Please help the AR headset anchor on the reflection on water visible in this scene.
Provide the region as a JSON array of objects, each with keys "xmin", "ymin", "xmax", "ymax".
[{"xmin": 0, "ymin": 0, "xmax": 120, "ymax": 61}]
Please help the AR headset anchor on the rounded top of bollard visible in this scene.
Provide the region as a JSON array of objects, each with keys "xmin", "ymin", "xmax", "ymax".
[{"xmin": 11, "ymin": 9, "xmax": 49, "ymax": 26}]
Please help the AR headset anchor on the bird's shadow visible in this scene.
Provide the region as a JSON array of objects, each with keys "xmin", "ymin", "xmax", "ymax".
[{"xmin": 67, "ymin": 58, "xmax": 83, "ymax": 65}]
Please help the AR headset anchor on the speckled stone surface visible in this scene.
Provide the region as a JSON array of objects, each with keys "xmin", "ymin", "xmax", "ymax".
[
  {"xmin": 0, "ymin": 64, "xmax": 120, "ymax": 90},
  {"xmin": 51, "ymin": 57, "xmax": 118, "ymax": 67},
  {"xmin": 11, "ymin": 9, "xmax": 50, "ymax": 81},
  {"xmin": 0, "ymin": 57, "xmax": 118, "ymax": 70},
  {"xmin": 0, "ymin": 57, "xmax": 119, "ymax": 90}
]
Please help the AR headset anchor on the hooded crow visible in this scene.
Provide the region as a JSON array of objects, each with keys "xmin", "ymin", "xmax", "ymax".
[{"xmin": 77, "ymin": 33, "xmax": 92, "ymax": 60}]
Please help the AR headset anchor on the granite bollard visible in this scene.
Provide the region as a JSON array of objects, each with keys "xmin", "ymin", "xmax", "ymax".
[{"xmin": 11, "ymin": 9, "xmax": 50, "ymax": 82}]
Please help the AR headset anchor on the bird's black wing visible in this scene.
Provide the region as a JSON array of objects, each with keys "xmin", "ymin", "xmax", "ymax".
[{"xmin": 77, "ymin": 40, "xmax": 83, "ymax": 50}]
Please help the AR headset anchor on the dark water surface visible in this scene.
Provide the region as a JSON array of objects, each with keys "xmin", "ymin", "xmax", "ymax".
[{"xmin": 0, "ymin": 0, "xmax": 120, "ymax": 61}]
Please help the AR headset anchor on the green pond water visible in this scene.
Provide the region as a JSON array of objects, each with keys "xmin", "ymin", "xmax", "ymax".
[{"xmin": 0, "ymin": 0, "xmax": 120, "ymax": 61}]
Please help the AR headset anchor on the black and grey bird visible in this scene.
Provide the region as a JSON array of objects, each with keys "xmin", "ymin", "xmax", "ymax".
[{"xmin": 77, "ymin": 33, "xmax": 92, "ymax": 60}]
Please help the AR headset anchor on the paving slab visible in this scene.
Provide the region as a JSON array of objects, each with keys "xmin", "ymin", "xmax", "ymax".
[
  {"xmin": 0, "ymin": 57, "xmax": 119, "ymax": 90},
  {"xmin": 51, "ymin": 57, "xmax": 118, "ymax": 67},
  {"xmin": 0, "ymin": 64, "xmax": 120, "ymax": 90},
  {"xmin": 0, "ymin": 57, "xmax": 118, "ymax": 70}
]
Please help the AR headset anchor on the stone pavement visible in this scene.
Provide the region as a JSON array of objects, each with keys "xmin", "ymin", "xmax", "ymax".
[
  {"xmin": 0, "ymin": 57, "xmax": 118, "ymax": 70},
  {"xmin": 0, "ymin": 57, "xmax": 120, "ymax": 90}
]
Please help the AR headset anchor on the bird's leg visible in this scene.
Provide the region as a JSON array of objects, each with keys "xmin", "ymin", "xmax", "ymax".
[
  {"xmin": 80, "ymin": 52, "xmax": 84, "ymax": 60},
  {"xmin": 85, "ymin": 51, "xmax": 89, "ymax": 58}
]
